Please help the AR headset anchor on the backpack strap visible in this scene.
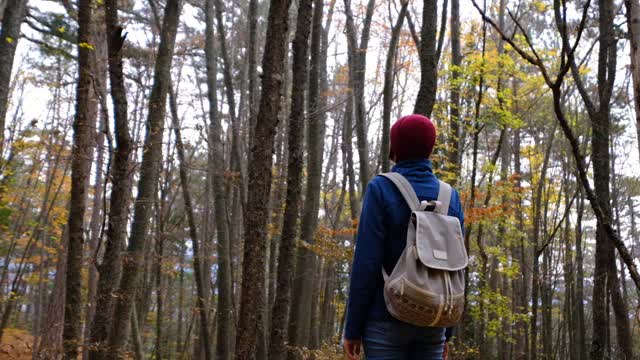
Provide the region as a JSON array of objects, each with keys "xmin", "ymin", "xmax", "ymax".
[
  {"xmin": 380, "ymin": 173, "xmax": 420, "ymax": 211},
  {"xmin": 436, "ymin": 181, "xmax": 452, "ymax": 215}
]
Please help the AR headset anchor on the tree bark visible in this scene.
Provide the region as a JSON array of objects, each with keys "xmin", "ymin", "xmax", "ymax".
[
  {"xmin": 626, "ymin": 0, "xmax": 640, "ymax": 160},
  {"xmin": 234, "ymin": 0, "xmax": 292, "ymax": 356},
  {"xmin": 289, "ymin": 0, "xmax": 326, "ymax": 350},
  {"xmin": 380, "ymin": 2, "xmax": 408, "ymax": 173},
  {"xmin": 447, "ymin": 0, "xmax": 462, "ymax": 183},
  {"xmin": 204, "ymin": 0, "xmax": 233, "ymax": 359},
  {"xmin": 105, "ymin": 0, "xmax": 182, "ymax": 356},
  {"xmin": 268, "ymin": 0, "xmax": 312, "ymax": 356},
  {"xmin": 591, "ymin": 0, "xmax": 632, "ymax": 358},
  {"xmin": 343, "ymin": 0, "xmax": 375, "ymax": 192},
  {"xmin": 0, "ymin": 0, "xmax": 28, "ymax": 157},
  {"xmin": 87, "ymin": 1, "xmax": 134, "ymax": 356},
  {"xmin": 573, "ymin": 191, "xmax": 587, "ymax": 360},
  {"xmin": 170, "ymin": 85, "xmax": 213, "ymax": 360},
  {"xmin": 413, "ymin": 0, "xmax": 438, "ymax": 117},
  {"xmin": 247, "ymin": 0, "xmax": 258, "ymax": 144},
  {"xmin": 62, "ymin": 0, "xmax": 97, "ymax": 356}
]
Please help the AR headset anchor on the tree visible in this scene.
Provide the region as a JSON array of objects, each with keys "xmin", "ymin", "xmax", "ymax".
[
  {"xmin": 626, "ymin": 0, "xmax": 640, "ymax": 160},
  {"xmin": 413, "ymin": 0, "xmax": 439, "ymax": 117},
  {"xmin": 380, "ymin": 2, "xmax": 408, "ymax": 173},
  {"xmin": 447, "ymin": 0, "xmax": 462, "ymax": 183},
  {"xmin": 344, "ymin": 0, "xmax": 375, "ymax": 192},
  {"xmin": 268, "ymin": 0, "xmax": 312, "ymax": 356},
  {"xmin": 105, "ymin": 0, "xmax": 182, "ymax": 355},
  {"xmin": 289, "ymin": 0, "xmax": 326, "ymax": 350},
  {"xmin": 0, "ymin": 0, "xmax": 28, "ymax": 158},
  {"xmin": 62, "ymin": 0, "xmax": 97, "ymax": 356},
  {"xmin": 170, "ymin": 85, "xmax": 213, "ymax": 360},
  {"xmin": 87, "ymin": 0, "xmax": 133, "ymax": 357},
  {"xmin": 235, "ymin": 0, "xmax": 292, "ymax": 357},
  {"xmin": 203, "ymin": 0, "xmax": 233, "ymax": 359}
]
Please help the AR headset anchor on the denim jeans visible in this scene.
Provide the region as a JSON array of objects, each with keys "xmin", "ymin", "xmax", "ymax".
[{"xmin": 363, "ymin": 319, "xmax": 445, "ymax": 360}]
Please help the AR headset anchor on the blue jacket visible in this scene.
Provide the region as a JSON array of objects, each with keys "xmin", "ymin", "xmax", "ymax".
[{"xmin": 344, "ymin": 159, "xmax": 465, "ymax": 340}]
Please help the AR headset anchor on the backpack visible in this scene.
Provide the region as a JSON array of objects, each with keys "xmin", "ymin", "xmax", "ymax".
[{"xmin": 379, "ymin": 172, "xmax": 467, "ymax": 328}]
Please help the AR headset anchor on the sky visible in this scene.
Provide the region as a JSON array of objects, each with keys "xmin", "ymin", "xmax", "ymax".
[{"xmin": 9, "ymin": 0, "xmax": 640, "ymax": 175}]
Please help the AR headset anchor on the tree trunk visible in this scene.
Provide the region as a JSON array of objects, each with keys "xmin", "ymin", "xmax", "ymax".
[
  {"xmin": 308, "ymin": 260, "xmax": 323, "ymax": 349},
  {"xmin": 106, "ymin": 0, "xmax": 182, "ymax": 355},
  {"xmin": 87, "ymin": 1, "xmax": 133, "ymax": 357},
  {"xmin": 413, "ymin": 0, "xmax": 438, "ymax": 117},
  {"xmin": 562, "ymin": 169, "xmax": 575, "ymax": 360},
  {"xmin": 204, "ymin": 0, "xmax": 233, "ymax": 358},
  {"xmin": 62, "ymin": 0, "xmax": 97, "ymax": 356},
  {"xmin": 625, "ymin": 0, "xmax": 640, "ymax": 160},
  {"xmin": 35, "ymin": 234, "xmax": 67, "ymax": 359},
  {"xmin": 83, "ymin": 27, "xmax": 108, "ymax": 356},
  {"xmin": 247, "ymin": 0, "xmax": 258, "ymax": 145},
  {"xmin": 380, "ymin": 2, "xmax": 408, "ymax": 173},
  {"xmin": 531, "ymin": 131, "xmax": 555, "ymax": 360},
  {"xmin": 447, "ymin": 0, "xmax": 462, "ymax": 183},
  {"xmin": 343, "ymin": 0, "xmax": 375, "ymax": 192},
  {"xmin": 214, "ymin": 0, "xmax": 246, "ymax": 212},
  {"xmin": 0, "ymin": 0, "xmax": 27, "ymax": 157},
  {"xmin": 289, "ymin": 0, "xmax": 326, "ymax": 350},
  {"xmin": 268, "ymin": 0, "xmax": 312, "ymax": 356},
  {"xmin": 235, "ymin": 0, "xmax": 292, "ymax": 356},
  {"xmin": 512, "ymin": 124, "xmax": 529, "ymax": 360},
  {"xmin": 574, "ymin": 192, "xmax": 587, "ymax": 360},
  {"xmin": 170, "ymin": 85, "xmax": 213, "ymax": 360},
  {"xmin": 591, "ymin": 0, "xmax": 630, "ymax": 358}
]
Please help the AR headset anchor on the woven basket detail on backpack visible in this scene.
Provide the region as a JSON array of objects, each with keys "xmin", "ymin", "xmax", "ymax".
[{"xmin": 383, "ymin": 265, "xmax": 465, "ymax": 328}]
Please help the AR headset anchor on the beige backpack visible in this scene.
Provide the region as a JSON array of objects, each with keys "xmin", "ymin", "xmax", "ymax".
[{"xmin": 380, "ymin": 172, "xmax": 467, "ymax": 328}]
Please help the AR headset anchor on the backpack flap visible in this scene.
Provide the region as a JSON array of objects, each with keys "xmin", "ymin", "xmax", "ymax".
[{"xmin": 413, "ymin": 211, "xmax": 467, "ymax": 271}]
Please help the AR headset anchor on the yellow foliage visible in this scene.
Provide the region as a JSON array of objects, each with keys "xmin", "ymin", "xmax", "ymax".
[{"xmin": 79, "ymin": 42, "xmax": 95, "ymax": 50}]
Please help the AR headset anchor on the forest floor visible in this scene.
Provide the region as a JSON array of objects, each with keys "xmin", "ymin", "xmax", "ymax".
[{"xmin": 0, "ymin": 329, "xmax": 33, "ymax": 359}]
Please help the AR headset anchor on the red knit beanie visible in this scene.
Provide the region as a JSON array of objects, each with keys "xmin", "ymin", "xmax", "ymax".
[{"xmin": 389, "ymin": 114, "xmax": 437, "ymax": 162}]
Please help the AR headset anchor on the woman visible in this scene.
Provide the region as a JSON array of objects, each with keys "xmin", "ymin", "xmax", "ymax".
[{"xmin": 343, "ymin": 114, "xmax": 464, "ymax": 360}]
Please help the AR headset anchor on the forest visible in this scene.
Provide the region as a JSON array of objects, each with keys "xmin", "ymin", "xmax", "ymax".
[{"xmin": 0, "ymin": 0, "xmax": 639, "ymax": 358}]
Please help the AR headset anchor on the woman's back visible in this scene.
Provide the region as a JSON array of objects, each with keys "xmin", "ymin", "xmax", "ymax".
[{"xmin": 344, "ymin": 115, "xmax": 464, "ymax": 360}]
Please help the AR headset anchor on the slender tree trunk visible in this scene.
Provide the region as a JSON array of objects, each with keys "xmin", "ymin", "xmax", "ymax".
[
  {"xmin": 461, "ymin": 4, "xmax": 487, "ymax": 345},
  {"xmin": 562, "ymin": 169, "xmax": 575, "ymax": 360},
  {"xmin": 380, "ymin": 2, "xmax": 408, "ymax": 173},
  {"xmin": 531, "ymin": 131, "xmax": 555, "ymax": 360},
  {"xmin": 83, "ymin": 42, "xmax": 107, "ymax": 358},
  {"xmin": 343, "ymin": 0, "xmax": 375, "ymax": 191},
  {"xmin": 204, "ymin": 0, "xmax": 233, "ymax": 358},
  {"xmin": 0, "ymin": 0, "xmax": 28, "ymax": 157},
  {"xmin": 170, "ymin": 86, "xmax": 213, "ymax": 360},
  {"xmin": 235, "ymin": 0, "xmax": 292, "ymax": 356},
  {"xmin": 413, "ymin": 0, "xmax": 438, "ymax": 116},
  {"xmin": 626, "ymin": 0, "xmax": 640, "ymax": 160},
  {"xmin": 35, "ymin": 234, "xmax": 67, "ymax": 359},
  {"xmin": 214, "ymin": 0, "xmax": 246, "ymax": 210},
  {"xmin": 87, "ymin": 2, "xmax": 133, "ymax": 357},
  {"xmin": 105, "ymin": 0, "xmax": 182, "ymax": 355},
  {"xmin": 289, "ymin": 0, "xmax": 326, "ymax": 350},
  {"xmin": 247, "ymin": 0, "xmax": 258, "ymax": 144},
  {"xmin": 512, "ymin": 124, "xmax": 529, "ymax": 360},
  {"xmin": 447, "ymin": 0, "xmax": 462, "ymax": 182},
  {"xmin": 154, "ymin": 201, "xmax": 165, "ymax": 360},
  {"xmin": 62, "ymin": 0, "xmax": 97, "ymax": 356},
  {"xmin": 574, "ymin": 175, "xmax": 587, "ymax": 360},
  {"xmin": 268, "ymin": 0, "xmax": 312, "ymax": 356},
  {"xmin": 591, "ymin": 0, "xmax": 630, "ymax": 358},
  {"xmin": 130, "ymin": 304, "xmax": 144, "ymax": 360}
]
